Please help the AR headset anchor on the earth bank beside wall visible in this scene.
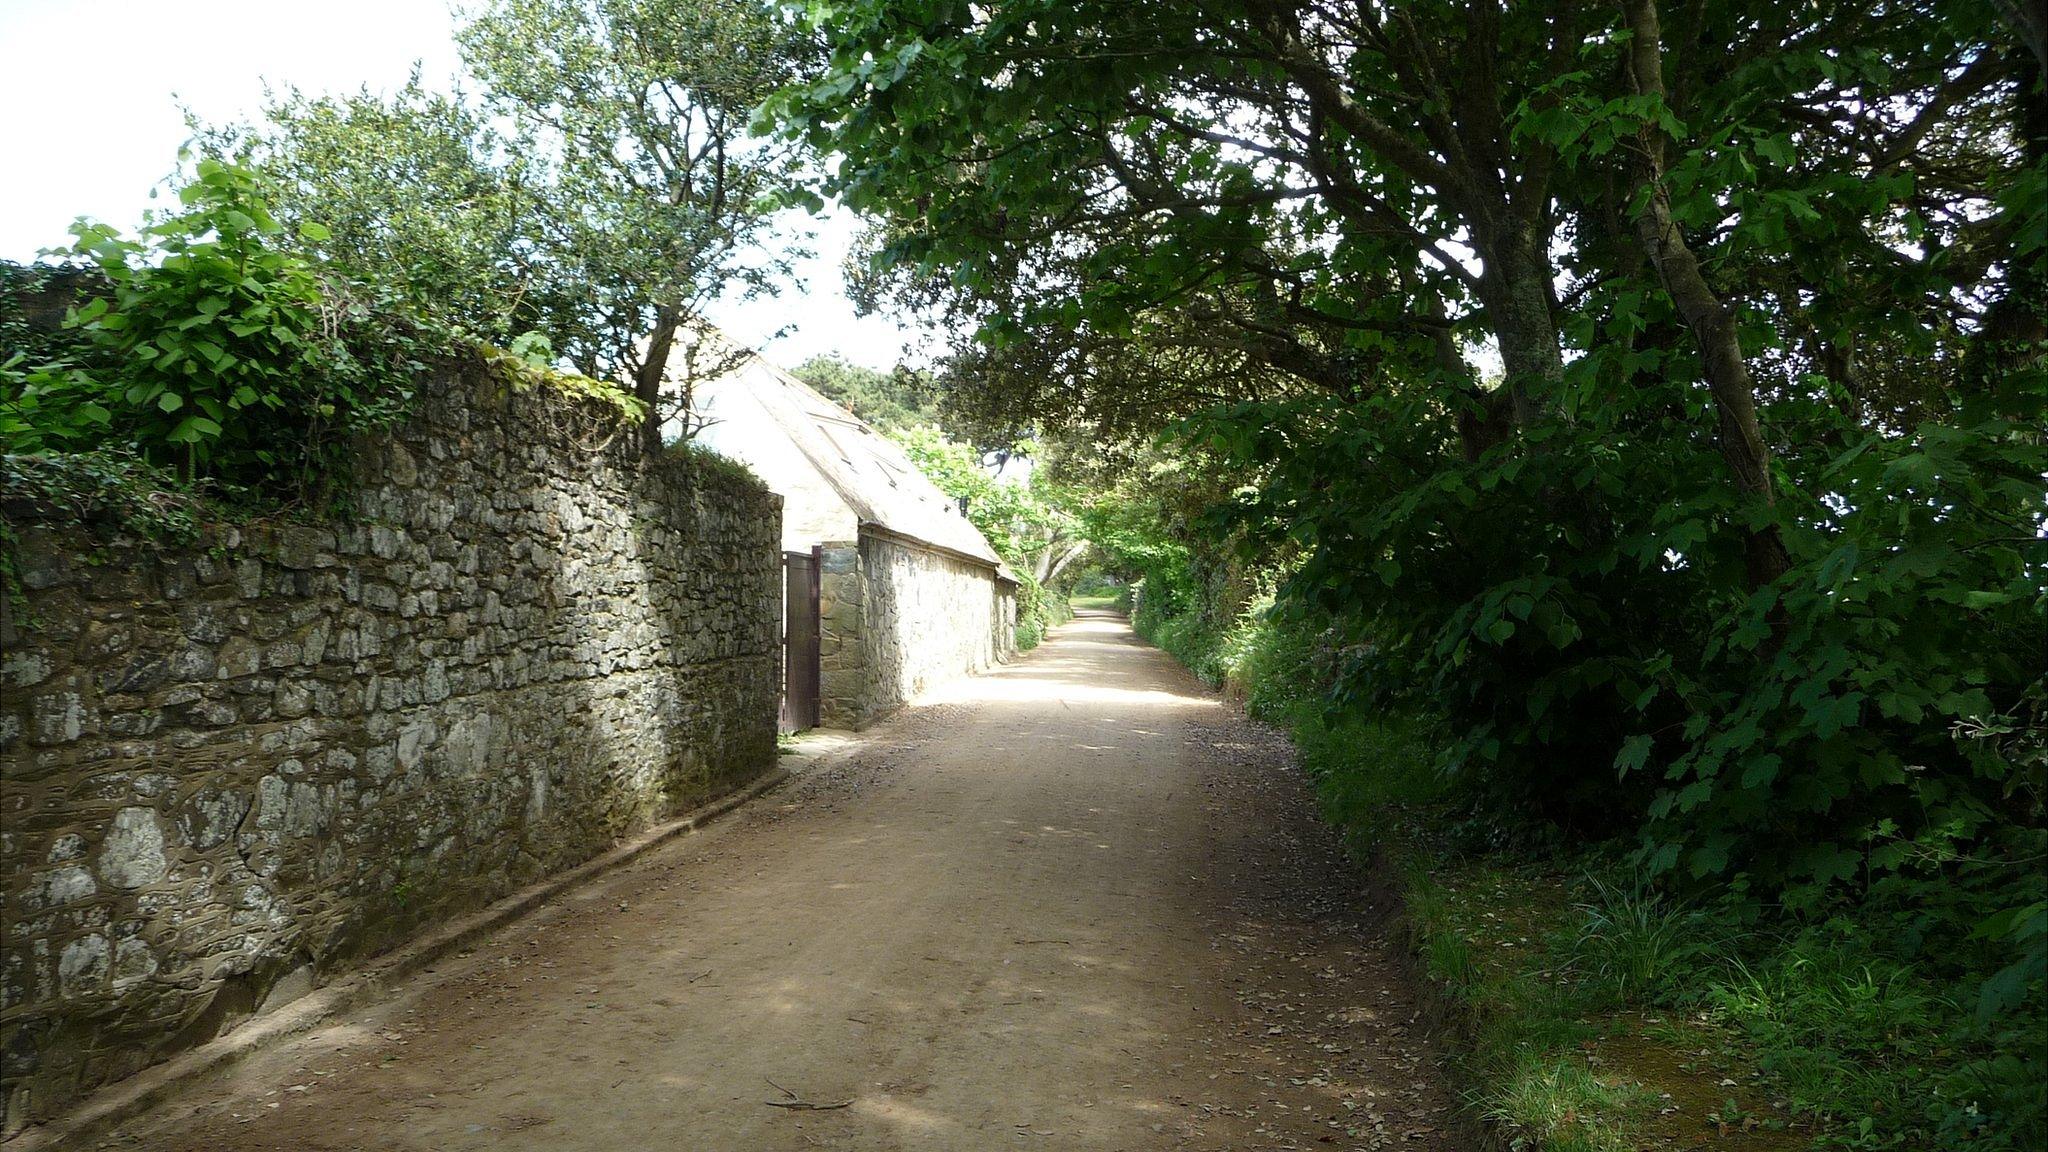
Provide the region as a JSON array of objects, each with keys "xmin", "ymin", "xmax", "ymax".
[{"xmin": 0, "ymin": 367, "xmax": 783, "ymax": 1134}]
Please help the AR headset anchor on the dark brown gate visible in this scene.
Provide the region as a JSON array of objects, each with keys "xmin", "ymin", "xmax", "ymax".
[{"xmin": 780, "ymin": 546, "xmax": 822, "ymax": 732}]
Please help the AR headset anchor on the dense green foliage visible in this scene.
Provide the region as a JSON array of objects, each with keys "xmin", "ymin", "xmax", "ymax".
[
  {"xmin": 193, "ymin": 78, "xmax": 544, "ymax": 351},
  {"xmin": 890, "ymin": 426, "xmax": 1084, "ymax": 648},
  {"xmin": 781, "ymin": 0, "xmax": 2044, "ymax": 892},
  {"xmin": 0, "ymin": 451, "xmax": 204, "ymax": 547},
  {"xmin": 781, "ymin": 0, "xmax": 2045, "ymax": 1142},
  {"xmin": 2, "ymin": 160, "xmax": 416, "ymax": 494}
]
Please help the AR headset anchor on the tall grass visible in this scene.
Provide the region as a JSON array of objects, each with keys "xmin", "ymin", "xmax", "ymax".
[
  {"xmin": 1568, "ymin": 877, "xmax": 1718, "ymax": 1003},
  {"xmin": 1479, "ymin": 1058, "xmax": 1649, "ymax": 1152}
]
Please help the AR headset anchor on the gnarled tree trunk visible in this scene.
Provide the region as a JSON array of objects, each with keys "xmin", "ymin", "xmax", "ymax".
[{"xmin": 1622, "ymin": 0, "xmax": 1793, "ymax": 590}]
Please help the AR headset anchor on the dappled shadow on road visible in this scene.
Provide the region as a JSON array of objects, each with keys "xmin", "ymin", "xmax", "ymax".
[{"xmin": 120, "ymin": 605, "xmax": 1461, "ymax": 1152}]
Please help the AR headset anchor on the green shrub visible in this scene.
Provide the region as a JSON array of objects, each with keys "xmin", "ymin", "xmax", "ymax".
[
  {"xmin": 659, "ymin": 439, "xmax": 768, "ymax": 494},
  {"xmin": 1, "ymin": 263, "xmax": 113, "ymax": 454},
  {"xmin": 1071, "ymin": 570, "xmax": 1127, "ymax": 603},
  {"xmin": 1198, "ymin": 378, "xmax": 2048, "ymax": 913},
  {"xmin": 1143, "ymin": 609, "xmax": 1223, "ymax": 679},
  {"xmin": 4, "ymin": 158, "xmax": 416, "ymax": 496},
  {"xmin": 0, "ymin": 450, "xmax": 206, "ymax": 543},
  {"xmin": 1010, "ymin": 569, "xmax": 1068, "ymax": 651}
]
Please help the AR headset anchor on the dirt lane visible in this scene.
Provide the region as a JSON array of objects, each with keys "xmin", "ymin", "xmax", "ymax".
[{"xmin": 112, "ymin": 612, "xmax": 1459, "ymax": 1150}]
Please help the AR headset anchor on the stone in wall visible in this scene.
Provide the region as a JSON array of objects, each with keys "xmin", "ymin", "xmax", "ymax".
[
  {"xmin": 0, "ymin": 366, "xmax": 783, "ymax": 1134},
  {"xmin": 816, "ymin": 542, "xmax": 866, "ymax": 729}
]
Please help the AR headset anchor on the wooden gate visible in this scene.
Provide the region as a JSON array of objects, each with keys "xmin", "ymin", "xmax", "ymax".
[{"xmin": 780, "ymin": 546, "xmax": 822, "ymax": 732}]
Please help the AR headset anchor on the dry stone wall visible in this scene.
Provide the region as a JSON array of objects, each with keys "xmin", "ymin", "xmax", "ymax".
[{"xmin": 0, "ymin": 367, "xmax": 782, "ymax": 1134}]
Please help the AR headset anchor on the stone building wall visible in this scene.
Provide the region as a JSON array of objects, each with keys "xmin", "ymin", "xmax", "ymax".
[
  {"xmin": 994, "ymin": 580, "xmax": 1019, "ymax": 656},
  {"xmin": 0, "ymin": 367, "xmax": 782, "ymax": 1134},
  {"xmin": 809, "ymin": 532, "xmax": 1009, "ymax": 730}
]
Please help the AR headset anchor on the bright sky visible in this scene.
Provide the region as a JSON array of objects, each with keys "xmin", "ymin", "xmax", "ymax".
[{"xmin": 0, "ymin": 0, "xmax": 927, "ymax": 371}]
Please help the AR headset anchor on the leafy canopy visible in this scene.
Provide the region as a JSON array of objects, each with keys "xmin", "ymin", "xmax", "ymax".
[
  {"xmin": 202, "ymin": 0, "xmax": 813, "ymax": 445},
  {"xmin": 776, "ymin": 0, "xmax": 2047, "ymax": 923}
]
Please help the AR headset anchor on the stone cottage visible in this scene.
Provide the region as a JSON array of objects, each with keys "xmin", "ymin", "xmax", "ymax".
[{"xmin": 680, "ymin": 350, "xmax": 1017, "ymax": 729}]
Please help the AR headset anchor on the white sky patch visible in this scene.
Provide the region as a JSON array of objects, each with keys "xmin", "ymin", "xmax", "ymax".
[
  {"xmin": 715, "ymin": 202, "xmax": 944, "ymax": 371},
  {"xmin": 0, "ymin": 0, "xmax": 924, "ymax": 372}
]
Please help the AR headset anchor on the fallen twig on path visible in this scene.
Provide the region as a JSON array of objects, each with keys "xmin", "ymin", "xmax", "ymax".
[{"xmin": 764, "ymin": 1077, "xmax": 853, "ymax": 1111}]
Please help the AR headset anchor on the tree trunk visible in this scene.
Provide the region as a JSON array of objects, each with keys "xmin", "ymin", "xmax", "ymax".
[
  {"xmin": 1622, "ymin": 0, "xmax": 1792, "ymax": 590},
  {"xmin": 1040, "ymin": 539, "xmax": 1088, "ymax": 587},
  {"xmin": 1454, "ymin": 244, "xmax": 1563, "ymax": 462},
  {"xmin": 633, "ymin": 304, "xmax": 682, "ymax": 454},
  {"xmin": 1489, "ymin": 237, "xmax": 1566, "ymax": 430}
]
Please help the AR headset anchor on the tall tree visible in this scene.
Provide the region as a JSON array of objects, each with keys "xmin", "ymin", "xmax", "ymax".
[
  {"xmin": 775, "ymin": 1, "xmax": 2046, "ymax": 890},
  {"xmin": 460, "ymin": 0, "xmax": 810, "ymax": 447},
  {"xmin": 779, "ymin": 0, "xmax": 2033, "ymax": 545},
  {"xmin": 207, "ymin": 1, "xmax": 810, "ymax": 446}
]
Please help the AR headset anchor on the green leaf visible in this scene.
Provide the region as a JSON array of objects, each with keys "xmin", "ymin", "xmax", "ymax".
[
  {"xmin": 1978, "ymin": 951, "xmax": 2046, "ymax": 1023},
  {"xmin": 1615, "ymin": 735, "xmax": 1653, "ymax": 777},
  {"xmin": 1688, "ymin": 839, "xmax": 1730, "ymax": 877},
  {"xmin": 165, "ymin": 415, "xmax": 223, "ymax": 443}
]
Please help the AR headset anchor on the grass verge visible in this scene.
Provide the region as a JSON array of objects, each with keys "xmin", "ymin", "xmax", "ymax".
[{"xmin": 1137, "ymin": 598, "xmax": 2047, "ymax": 1151}]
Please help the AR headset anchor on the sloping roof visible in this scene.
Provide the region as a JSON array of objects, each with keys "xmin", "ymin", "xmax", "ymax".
[{"xmin": 691, "ymin": 349, "xmax": 1008, "ymax": 572}]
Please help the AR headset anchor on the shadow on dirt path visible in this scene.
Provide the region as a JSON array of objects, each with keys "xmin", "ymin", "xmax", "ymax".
[{"xmin": 112, "ymin": 610, "xmax": 1461, "ymax": 1150}]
